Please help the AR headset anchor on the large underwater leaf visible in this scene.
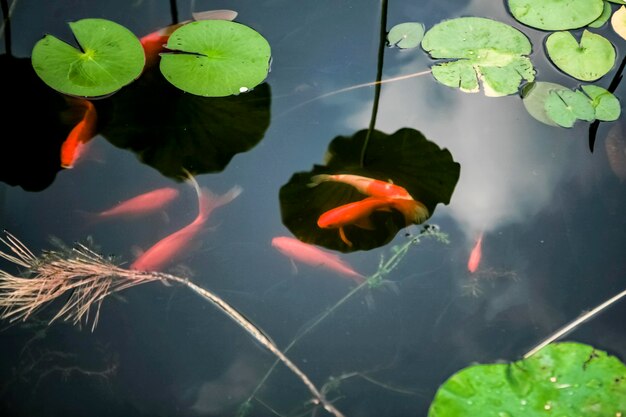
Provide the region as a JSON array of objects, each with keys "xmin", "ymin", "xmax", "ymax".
[
  {"xmin": 31, "ymin": 18, "xmax": 145, "ymax": 97},
  {"xmin": 421, "ymin": 17, "xmax": 534, "ymax": 96},
  {"xmin": 545, "ymin": 30, "xmax": 615, "ymax": 82},
  {"xmin": 507, "ymin": 0, "xmax": 604, "ymax": 30},
  {"xmin": 279, "ymin": 128, "xmax": 460, "ymax": 252},
  {"xmin": 521, "ymin": 81, "xmax": 566, "ymax": 126},
  {"xmin": 98, "ymin": 66, "xmax": 271, "ymax": 179},
  {"xmin": 429, "ymin": 342, "xmax": 626, "ymax": 417},
  {"xmin": 159, "ymin": 20, "xmax": 271, "ymax": 97}
]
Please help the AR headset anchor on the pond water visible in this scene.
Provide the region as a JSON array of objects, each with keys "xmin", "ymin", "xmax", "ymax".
[{"xmin": 1, "ymin": 0, "xmax": 626, "ymax": 416}]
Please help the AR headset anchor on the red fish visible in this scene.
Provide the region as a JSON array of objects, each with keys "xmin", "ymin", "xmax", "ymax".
[
  {"xmin": 81, "ymin": 187, "xmax": 180, "ymax": 224},
  {"xmin": 60, "ymin": 99, "xmax": 97, "ymax": 169},
  {"xmin": 271, "ymin": 236, "xmax": 365, "ymax": 283},
  {"xmin": 140, "ymin": 9, "xmax": 238, "ymax": 68},
  {"xmin": 309, "ymin": 174, "xmax": 413, "ymax": 200},
  {"xmin": 467, "ymin": 232, "xmax": 484, "ymax": 274},
  {"xmin": 130, "ymin": 185, "xmax": 242, "ymax": 271}
]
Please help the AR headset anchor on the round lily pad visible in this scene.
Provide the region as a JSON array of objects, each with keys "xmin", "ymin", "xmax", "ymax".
[
  {"xmin": 429, "ymin": 342, "xmax": 626, "ymax": 417},
  {"xmin": 581, "ymin": 85, "xmax": 621, "ymax": 121},
  {"xmin": 611, "ymin": 5, "xmax": 626, "ymax": 40},
  {"xmin": 507, "ymin": 0, "xmax": 604, "ymax": 30},
  {"xmin": 31, "ymin": 18, "xmax": 145, "ymax": 97},
  {"xmin": 159, "ymin": 20, "xmax": 271, "ymax": 97},
  {"xmin": 421, "ymin": 17, "xmax": 534, "ymax": 96},
  {"xmin": 589, "ymin": 1, "xmax": 612, "ymax": 28},
  {"xmin": 545, "ymin": 89, "xmax": 595, "ymax": 128},
  {"xmin": 545, "ymin": 30, "xmax": 615, "ymax": 82},
  {"xmin": 387, "ymin": 22, "xmax": 425, "ymax": 49}
]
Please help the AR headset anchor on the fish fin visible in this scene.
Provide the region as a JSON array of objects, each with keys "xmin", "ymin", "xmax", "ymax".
[
  {"xmin": 130, "ymin": 245, "xmax": 144, "ymax": 259},
  {"xmin": 339, "ymin": 227, "xmax": 353, "ymax": 247},
  {"xmin": 290, "ymin": 258, "xmax": 299, "ymax": 275},
  {"xmin": 353, "ymin": 217, "xmax": 376, "ymax": 230},
  {"xmin": 192, "ymin": 9, "xmax": 238, "ymax": 21},
  {"xmin": 307, "ymin": 174, "xmax": 331, "ymax": 188},
  {"xmin": 198, "ymin": 185, "xmax": 243, "ymax": 217}
]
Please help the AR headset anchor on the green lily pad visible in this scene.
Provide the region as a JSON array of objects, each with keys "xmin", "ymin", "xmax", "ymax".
[
  {"xmin": 545, "ymin": 30, "xmax": 615, "ymax": 82},
  {"xmin": 521, "ymin": 81, "xmax": 567, "ymax": 126},
  {"xmin": 507, "ymin": 0, "xmax": 604, "ymax": 30},
  {"xmin": 609, "ymin": 0, "xmax": 626, "ymax": 4},
  {"xmin": 581, "ymin": 85, "xmax": 622, "ymax": 121},
  {"xmin": 387, "ymin": 22, "xmax": 425, "ymax": 49},
  {"xmin": 421, "ymin": 17, "xmax": 534, "ymax": 96},
  {"xmin": 31, "ymin": 18, "xmax": 145, "ymax": 97},
  {"xmin": 545, "ymin": 89, "xmax": 595, "ymax": 128},
  {"xmin": 428, "ymin": 342, "xmax": 626, "ymax": 417},
  {"xmin": 589, "ymin": 1, "xmax": 613, "ymax": 28},
  {"xmin": 159, "ymin": 20, "xmax": 271, "ymax": 97},
  {"xmin": 612, "ymin": 6, "xmax": 626, "ymax": 40}
]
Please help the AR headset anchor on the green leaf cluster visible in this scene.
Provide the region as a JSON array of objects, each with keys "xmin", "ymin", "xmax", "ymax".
[{"xmin": 31, "ymin": 17, "xmax": 271, "ymax": 98}]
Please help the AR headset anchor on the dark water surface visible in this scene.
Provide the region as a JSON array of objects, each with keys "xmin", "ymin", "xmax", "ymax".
[{"xmin": 1, "ymin": 1, "xmax": 626, "ymax": 416}]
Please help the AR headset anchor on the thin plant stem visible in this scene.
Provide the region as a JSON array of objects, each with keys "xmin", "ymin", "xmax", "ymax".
[
  {"xmin": 1, "ymin": 0, "xmax": 14, "ymax": 56},
  {"xmin": 524, "ymin": 286, "xmax": 626, "ymax": 358},
  {"xmin": 360, "ymin": 0, "xmax": 389, "ymax": 168},
  {"xmin": 169, "ymin": 0, "xmax": 178, "ymax": 25}
]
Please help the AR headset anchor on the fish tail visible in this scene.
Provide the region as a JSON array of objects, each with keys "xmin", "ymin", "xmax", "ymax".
[
  {"xmin": 307, "ymin": 174, "xmax": 332, "ymax": 188},
  {"xmin": 198, "ymin": 185, "xmax": 243, "ymax": 218}
]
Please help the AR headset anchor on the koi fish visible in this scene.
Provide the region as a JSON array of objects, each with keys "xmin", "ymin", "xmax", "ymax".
[
  {"xmin": 131, "ymin": 185, "xmax": 242, "ymax": 271},
  {"xmin": 60, "ymin": 99, "xmax": 97, "ymax": 169},
  {"xmin": 80, "ymin": 187, "xmax": 180, "ymax": 224},
  {"xmin": 309, "ymin": 174, "xmax": 413, "ymax": 200},
  {"xmin": 140, "ymin": 9, "xmax": 238, "ymax": 68},
  {"xmin": 467, "ymin": 232, "xmax": 484, "ymax": 274},
  {"xmin": 271, "ymin": 236, "xmax": 365, "ymax": 283}
]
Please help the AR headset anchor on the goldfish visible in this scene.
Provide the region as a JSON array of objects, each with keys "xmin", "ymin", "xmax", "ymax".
[
  {"xmin": 80, "ymin": 187, "xmax": 180, "ymax": 225},
  {"xmin": 131, "ymin": 185, "xmax": 242, "ymax": 271},
  {"xmin": 271, "ymin": 236, "xmax": 365, "ymax": 283},
  {"xmin": 467, "ymin": 232, "xmax": 484, "ymax": 274},
  {"xmin": 60, "ymin": 99, "xmax": 97, "ymax": 169},
  {"xmin": 309, "ymin": 174, "xmax": 414, "ymax": 200},
  {"xmin": 140, "ymin": 9, "xmax": 238, "ymax": 68}
]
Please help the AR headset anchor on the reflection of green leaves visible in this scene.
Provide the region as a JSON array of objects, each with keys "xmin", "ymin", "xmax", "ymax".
[
  {"xmin": 428, "ymin": 342, "xmax": 626, "ymax": 417},
  {"xmin": 507, "ymin": 0, "xmax": 604, "ymax": 30},
  {"xmin": 387, "ymin": 22, "xmax": 425, "ymax": 49},
  {"xmin": 31, "ymin": 19, "xmax": 144, "ymax": 97},
  {"xmin": 159, "ymin": 20, "xmax": 271, "ymax": 97},
  {"xmin": 522, "ymin": 82, "xmax": 621, "ymax": 127},
  {"xmin": 421, "ymin": 17, "xmax": 534, "ymax": 96},
  {"xmin": 279, "ymin": 129, "xmax": 460, "ymax": 252},
  {"xmin": 99, "ymin": 67, "xmax": 271, "ymax": 179},
  {"xmin": 545, "ymin": 30, "xmax": 615, "ymax": 82}
]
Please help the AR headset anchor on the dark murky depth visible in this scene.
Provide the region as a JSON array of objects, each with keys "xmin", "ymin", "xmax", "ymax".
[{"xmin": 1, "ymin": 1, "xmax": 626, "ymax": 416}]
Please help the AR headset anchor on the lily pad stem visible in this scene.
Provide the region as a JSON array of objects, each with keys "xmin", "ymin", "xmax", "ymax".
[
  {"xmin": 169, "ymin": 0, "xmax": 178, "ymax": 25},
  {"xmin": 360, "ymin": 0, "xmax": 388, "ymax": 168}
]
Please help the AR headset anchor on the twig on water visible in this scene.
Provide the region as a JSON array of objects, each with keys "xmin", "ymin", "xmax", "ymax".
[{"xmin": 0, "ymin": 232, "xmax": 345, "ymax": 417}]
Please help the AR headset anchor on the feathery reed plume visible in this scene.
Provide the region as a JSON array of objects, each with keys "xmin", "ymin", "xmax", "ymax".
[{"xmin": 0, "ymin": 232, "xmax": 345, "ymax": 417}]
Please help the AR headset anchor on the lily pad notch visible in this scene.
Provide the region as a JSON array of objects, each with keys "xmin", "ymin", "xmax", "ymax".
[{"xmin": 159, "ymin": 20, "xmax": 272, "ymax": 97}]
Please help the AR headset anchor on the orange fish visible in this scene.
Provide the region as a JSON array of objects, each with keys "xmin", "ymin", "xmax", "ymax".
[
  {"xmin": 309, "ymin": 174, "xmax": 413, "ymax": 200},
  {"xmin": 80, "ymin": 187, "xmax": 180, "ymax": 225},
  {"xmin": 131, "ymin": 185, "xmax": 242, "ymax": 271},
  {"xmin": 140, "ymin": 9, "xmax": 238, "ymax": 68},
  {"xmin": 271, "ymin": 236, "xmax": 365, "ymax": 283},
  {"xmin": 467, "ymin": 232, "xmax": 484, "ymax": 274},
  {"xmin": 60, "ymin": 99, "xmax": 97, "ymax": 169}
]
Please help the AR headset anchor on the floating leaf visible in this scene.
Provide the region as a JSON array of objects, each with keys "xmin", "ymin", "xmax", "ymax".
[
  {"xmin": 545, "ymin": 30, "xmax": 615, "ymax": 81},
  {"xmin": 507, "ymin": 0, "xmax": 604, "ymax": 30},
  {"xmin": 545, "ymin": 89, "xmax": 595, "ymax": 128},
  {"xmin": 31, "ymin": 18, "xmax": 145, "ymax": 97},
  {"xmin": 521, "ymin": 81, "xmax": 567, "ymax": 126},
  {"xmin": 159, "ymin": 20, "xmax": 271, "ymax": 97},
  {"xmin": 387, "ymin": 22, "xmax": 425, "ymax": 49},
  {"xmin": 589, "ymin": 1, "xmax": 613, "ymax": 28},
  {"xmin": 279, "ymin": 129, "xmax": 460, "ymax": 252},
  {"xmin": 421, "ymin": 17, "xmax": 534, "ymax": 96},
  {"xmin": 612, "ymin": 6, "xmax": 626, "ymax": 40},
  {"xmin": 581, "ymin": 84, "xmax": 622, "ymax": 121},
  {"xmin": 428, "ymin": 342, "xmax": 626, "ymax": 417}
]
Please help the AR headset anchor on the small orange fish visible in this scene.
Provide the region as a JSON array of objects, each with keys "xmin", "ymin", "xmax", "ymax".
[
  {"xmin": 309, "ymin": 174, "xmax": 413, "ymax": 200},
  {"xmin": 318, "ymin": 197, "xmax": 394, "ymax": 246},
  {"xmin": 80, "ymin": 187, "xmax": 180, "ymax": 224},
  {"xmin": 271, "ymin": 236, "xmax": 365, "ymax": 283},
  {"xmin": 467, "ymin": 232, "xmax": 484, "ymax": 274},
  {"xmin": 60, "ymin": 99, "xmax": 97, "ymax": 169},
  {"xmin": 140, "ymin": 9, "xmax": 238, "ymax": 68},
  {"xmin": 131, "ymin": 185, "xmax": 242, "ymax": 271}
]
